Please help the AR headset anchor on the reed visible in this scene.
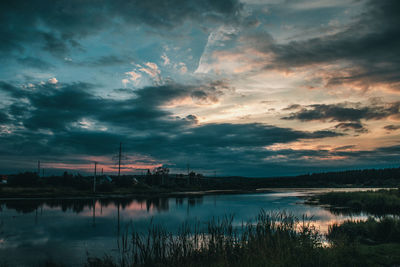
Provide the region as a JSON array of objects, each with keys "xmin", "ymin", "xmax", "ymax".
[
  {"xmin": 316, "ymin": 189, "xmax": 400, "ymax": 215},
  {"xmin": 85, "ymin": 210, "xmax": 400, "ymax": 266},
  {"xmin": 85, "ymin": 211, "xmax": 332, "ymax": 267}
]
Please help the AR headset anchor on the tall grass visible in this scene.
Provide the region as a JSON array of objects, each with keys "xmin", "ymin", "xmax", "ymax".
[
  {"xmin": 82, "ymin": 210, "xmax": 400, "ymax": 266},
  {"xmin": 316, "ymin": 189, "xmax": 400, "ymax": 215},
  {"xmin": 328, "ymin": 217, "xmax": 400, "ymax": 245},
  {"xmin": 87, "ymin": 211, "xmax": 336, "ymax": 267},
  {"xmin": 86, "ymin": 211, "xmax": 400, "ymax": 266}
]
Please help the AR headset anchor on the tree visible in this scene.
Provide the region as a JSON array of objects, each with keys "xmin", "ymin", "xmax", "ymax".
[{"xmin": 9, "ymin": 172, "xmax": 39, "ymax": 187}]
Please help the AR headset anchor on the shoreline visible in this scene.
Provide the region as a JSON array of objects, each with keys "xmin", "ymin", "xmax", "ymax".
[
  {"xmin": 0, "ymin": 186, "xmax": 395, "ymax": 201},
  {"xmin": 0, "ymin": 188, "xmax": 269, "ymax": 200},
  {"xmin": 302, "ymin": 188, "xmax": 400, "ymax": 215}
]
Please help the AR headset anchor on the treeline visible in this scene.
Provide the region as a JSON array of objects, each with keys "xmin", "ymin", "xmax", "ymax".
[
  {"xmin": 207, "ymin": 167, "xmax": 400, "ymax": 189},
  {"xmin": 3, "ymin": 171, "xmax": 146, "ymax": 191},
  {"xmin": 2, "ymin": 167, "xmax": 400, "ymax": 191}
]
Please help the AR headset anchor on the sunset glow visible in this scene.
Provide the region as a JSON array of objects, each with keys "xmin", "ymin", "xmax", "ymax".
[{"xmin": 0, "ymin": 0, "xmax": 399, "ymax": 176}]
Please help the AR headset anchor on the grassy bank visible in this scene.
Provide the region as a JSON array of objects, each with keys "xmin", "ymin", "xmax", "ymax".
[
  {"xmin": 0, "ymin": 185, "xmax": 170, "ymax": 198},
  {"xmin": 309, "ymin": 189, "xmax": 400, "ymax": 215},
  {"xmin": 81, "ymin": 212, "xmax": 400, "ymax": 267}
]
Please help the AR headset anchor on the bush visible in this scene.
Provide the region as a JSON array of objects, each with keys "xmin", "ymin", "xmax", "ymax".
[
  {"xmin": 317, "ymin": 189, "xmax": 400, "ymax": 215},
  {"xmin": 97, "ymin": 183, "xmax": 114, "ymax": 192},
  {"xmin": 8, "ymin": 172, "xmax": 39, "ymax": 187},
  {"xmin": 328, "ymin": 217, "xmax": 400, "ymax": 245}
]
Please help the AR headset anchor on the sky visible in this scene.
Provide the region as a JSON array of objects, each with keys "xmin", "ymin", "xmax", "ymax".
[{"xmin": 0, "ymin": 0, "xmax": 399, "ymax": 177}]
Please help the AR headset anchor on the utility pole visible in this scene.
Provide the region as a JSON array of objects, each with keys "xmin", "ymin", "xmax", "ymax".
[
  {"xmin": 93, "ymin": 162, "xmax": 97, "ymax": 193},
  {"xmin": 186, "ymin": 163, "xmax": 190, "ymax": 185},
  {"xmin": 101, "ymin": 168, "xmax": 103, "ymax": 176},
  {"xmin": 37, "ymin": 160, "xmax": 40, "ymax": 177},
  {"xmin": 118, "ymin": 142, "xmax": 122, "ymax": 177}
]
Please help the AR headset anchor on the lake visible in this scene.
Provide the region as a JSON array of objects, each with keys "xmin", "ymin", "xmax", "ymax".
[{"xmin": 0, "ymin": 189, "xmax": 373, "ymax": 266}]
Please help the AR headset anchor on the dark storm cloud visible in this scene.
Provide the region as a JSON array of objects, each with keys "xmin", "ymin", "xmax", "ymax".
[
  {"xmin": 109, "ymin": 0, "xmax": 243, "ymax": 28},
  {"xmin": 18, "ymin": 82, "xmax": 98, "ymax": 130},
  {"xmin": 48, "ymin": 130, "xmax": 127, "ymax": 155},
  {"xmin": 256, "ymin": 143, "xmax": 400, "ymax": 169},
  {"xmin": 332, "ymin": 145, "xmax": 356, "ymax": 151},
  {"xmin": 50, "ymin": 122, "xmax": 342, "ymax": 167},
  {"xmin": 167, "ymin": 123, "xmax": 338, "ymax": 150},
  {"xmin": 0, "ymin": 110, "xmax": 10, "ymax": 123},
  {"xmin": 40, "ymin": 32, "xmax": 72, "ymax": 56},
  {"xmin": 253, "ymin": 0, "xmax": 400, "ymax": 90},
  {"xmin": 90, "ymin": 55, "xmax": 130, "ymax": 66},
  {"xmin": 0, "ymin": 80, "xmax": 233, "ymax": 133},
  {"xmin": 183, "ymin": 114, "xmax": 198, "ymax": 124},
  {"xmin": 191, "ymin": 90, "xmax": 219, "ymax": 104},
  {"xmin": 384, "ymin": 125, "xmax": 400, "ymax": 131},
  {"xmin": 0, "ymin": 80, "xmax": 344, "ymax": 174},
  {"xmin": 17, "ymin": 57, "xmax": 54, "ymax": 70},
  {"xmin": 282, "ymin": 102, "xmax": 400, "ymax": 122},
  {"xmin": 0, "ymin": 0, "xmax": 243, "ymax": 57},
  {"xmin": 334, "ymin": 145, "xmax": 400, "ymax": 165},
  {"xmin": 67, "ymin": 55, "xmax": 136, "ymax": 67},
  {"xmin": 282, "ymin": 104, "xmax": 301, "ymax": 111},
  {"xmin": 334, "ymin": 122, "xmax": 368, "ymax": 133},
  {"xmin": 0, "ymin": 81, "xmax": 187, "ymax": 131},
  {"xmin": 0, "ymin": 82, "xmax": 26, "ymax": 98}
]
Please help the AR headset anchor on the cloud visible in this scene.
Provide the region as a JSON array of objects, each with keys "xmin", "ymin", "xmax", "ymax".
[
  {"xmin": 208, "ymin": 0, "xmax": 400, "ymax": 92},
  {"xmin": 124, "ymin": 71, "xmax": 142, "ymax": 85},
  {"xmin": 179, "ymin": 62, "xmax": 187, "ymax": 74},
  {"xmin": 139, "ymin": 62, "xmax": 160, "ymax": 78},
  {"xmin": 68, "ymin": 55, "xmax": 135, "ymax": 67},
  {"xmin": 1, "ymin": 0, "xmax": 399, "ymax": 176},
  {"xmin": 0, "ymin": 110, "xmax": 10, "ymax": 124},
  {"xmin": 161, "ymin": 53, "xmax": 170, "ymax": 65},
  {"xmin": 384, "ymin": 125, "xmax": 400, "ymax": 131},
  {"xmin": 0, "ymin": 80, "xmax": 231, "ymax": 132},
  {"xmin": 195, "ymin": 25, "xmax": 241, "ymax": 74},
  {"xmin": 332, "ymin": 145, "xmax": 356, "ymax": 151},
  {"xmin": 281, "ymin": 101, "xmax": 400, "ymax": 133},
  {"xmin": 334, "ymin": 122, "xmax": 368, "ymax": 133},
  {"xmin": 0, "ymin": 0, "xmax": 243, "ymax": 57},
  {"xmin": 0, "ymin": 80, "xmax": 345, "ymax": 175},
  {"xmin": 40, "ymin": 32, "xmax": 74, "ymax": 56},
  {"xmin": 267, "ymin": 0, "xmax": 400, "ymax": 91},
  {"xmin": 17, "ymin": 57, "xmax": 54, "ymax": 70},
  {"xmin": 48, "ymin": 77, "xmax": 58, "ymax": 84},
  {"xmin": 282, "ymin": 102, "xmax": 400, "ymax": 123},
  {"xmin": 282, "ymin": 104, "xmax": 301, "ymax": 111}
]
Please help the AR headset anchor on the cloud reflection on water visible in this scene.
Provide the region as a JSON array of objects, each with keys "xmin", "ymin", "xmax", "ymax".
[{"xmin": 0, "ymin": 191, "xmax": 372, "ymax": 265}]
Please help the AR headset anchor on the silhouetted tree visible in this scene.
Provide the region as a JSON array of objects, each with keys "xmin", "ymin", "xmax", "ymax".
[{"xmin": 9, "ymin": 172, "xmax": 40, "ymax": 187}]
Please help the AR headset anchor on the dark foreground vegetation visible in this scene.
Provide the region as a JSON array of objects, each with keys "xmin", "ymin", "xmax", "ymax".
[
  {"xmin": 1, "ymin": 167, "xmax": 400, "ymax": 198},
  {"xmin": 81, "ymin": 212, "xmax": 400, "ymax": 267},
  {"xmin": 309, "ymin": 189, "xmax": 400, "ymax": 215}
]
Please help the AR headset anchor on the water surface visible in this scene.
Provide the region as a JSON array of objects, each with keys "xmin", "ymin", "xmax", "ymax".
[{"xmin": 0, "ymin": 189, "xmax": 372, "ymax": 266}]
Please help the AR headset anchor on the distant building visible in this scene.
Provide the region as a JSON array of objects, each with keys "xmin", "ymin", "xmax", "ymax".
[
  {"xmin": 146, "ymin": 167, "xmax": 170, "ymax": 185},
  {"xmin": 188, "ymin": 171, "xmax": 202, "ymax": 185},
  {"xmin": 98, "ymin": 175, "xmax": 113, "ymax": 184},
  {"xmin": 1, "ymin": 175, "xmax": 8, "ymax": 184}
]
